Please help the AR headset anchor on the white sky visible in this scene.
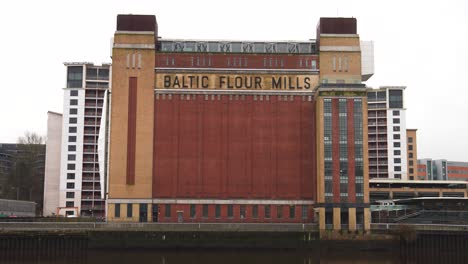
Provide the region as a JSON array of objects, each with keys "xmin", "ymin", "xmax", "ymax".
[{"xmin": 0, "ymin": 0, "xmax": 467, "ymax": 161}]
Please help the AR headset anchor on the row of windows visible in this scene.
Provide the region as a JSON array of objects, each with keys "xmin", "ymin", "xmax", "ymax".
[
  {"xmin": 163, "ymin": 57, "xmax": 319, "ymax": 69},
  {"xmin": 367, "ymin": 91, "xmax": 386, "ymax": 101},
  {"xmin": 159, "ymin": 41, "xmax": 315, "ymax": 54},
  {"xmin": 324, "ymin": 99, "xmax": 333, "ymax": 202},
  {"xmin": 114, "ymin": 204, "xmax": 309, "ymax": 219},
  {"xmin": 332, "ymin": 56, "xmax": 349, "ymax": 72},
  {"xmin": 448, "ymin": 170, "xmax": 468, "ymax": 174}
]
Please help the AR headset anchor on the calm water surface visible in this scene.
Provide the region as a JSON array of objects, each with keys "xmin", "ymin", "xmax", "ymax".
[{"xmin": 0, "ymin": 249, "xmax": 401, "ymax": 264}]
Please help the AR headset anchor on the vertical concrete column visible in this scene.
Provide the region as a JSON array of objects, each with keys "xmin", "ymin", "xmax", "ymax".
[
  {"xmin": 132, "ymin": 203, "xmax": 139, "ymax": 222},
  {"xmin": 148, "ymin": 204, "xmax": 153, "ymax": 222},
  {"xmin": 108, "ymin": 203, "xmax": 115, "ymax": 221},
  {"xmin": 319, "ymin": 208, "xmax": 326, "ymax": 230},
  {"xmin": 122, "ymin": 204, "xmax": 128, "ymax": 222},
  {"xmin": 364, "ymin": 208, "xmax": 371, "ymax": 231},
  {"xmin": 348, "ymin": 208, "xmax": 357, "ymax": 231},
  {"xmin": 333, "ymin": 207, "xmax": 341, "ymax": 230}
]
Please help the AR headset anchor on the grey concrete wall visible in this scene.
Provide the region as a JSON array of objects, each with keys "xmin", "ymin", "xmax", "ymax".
[{"xmin": 43, "ymin": 112, "xmax": 62, "ymax": 216}]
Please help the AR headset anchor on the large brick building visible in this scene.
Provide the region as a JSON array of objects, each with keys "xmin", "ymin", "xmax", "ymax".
[{"xmin": 102, "ymin": 14, "xmax": 374, "ymax": 232}]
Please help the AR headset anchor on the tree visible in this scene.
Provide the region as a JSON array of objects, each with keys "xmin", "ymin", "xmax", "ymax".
[{"xmin": 6, "ymin": 132, "xmax": 45, "ymax": 215}]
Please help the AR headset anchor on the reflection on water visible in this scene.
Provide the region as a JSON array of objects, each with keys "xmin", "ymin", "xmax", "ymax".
[{"xmin": 0, "ymin": 249, "xmax": 400, "ymax": 264}]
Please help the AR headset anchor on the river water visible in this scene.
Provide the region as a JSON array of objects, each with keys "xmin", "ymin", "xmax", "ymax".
[{"xmin": 0, "ymin": 248, "xmax": 404, "ymax": 264}]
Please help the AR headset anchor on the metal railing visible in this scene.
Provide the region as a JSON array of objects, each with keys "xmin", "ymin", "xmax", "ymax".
[
  {"xmin": 371, "ymin": 223, "xmax": 468, "ymax": 232},
  {"xmin": 0, "ymin": 222, "xmax": 319, "ymax": 232}
]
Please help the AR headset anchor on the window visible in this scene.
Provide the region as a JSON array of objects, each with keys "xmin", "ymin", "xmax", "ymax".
[
  {"xmin": 67, "ymin": 173, "xmax": 75, "ymax": 179},
  {"xmin": 377, "ymin": 91, "xmax": 386, "ymax": 100},
  {"xmin": 393, "ymin": 134, "xmax": 400, "ymax": 140},
  {"xmin": 165, "ymin": 204, "xmax": 171, "ymax": 218},
  {"xmin": 67, "ymin": 164, "xmax": 75, "ymax": 170},
  {"xmin": 394, "ymin": 166, "xmax": 401, "ymax": 172},
  {"xmin": 68, "ymin": 154, "xmax": 76, "ymax": 161},
  {"xmin": 68, "ymin": 136, "xmax": 76, "ymax": 142},
  {"xmin": 394, "ymin": 174, "xmax": 401, "ymax": 179},
  {"xmin": 409, "ymin": 168, "xmax": 414, "ymax": 174},
  {"xmin": 393, "ymin": 110, "xmax": 400, "ymax": 116},
  {"xmin": 408, "ymin": 137, "xmax": 413, "ymax": 143},
  {"xmin": 389, "ymin": 89, "xmax": 403, "ymax": 108},
  {"xmin": 394, "ymin": 142, "xmax": 401, "ymax": 148},
  {"xmin": 68, "ymin": 145, "xmax": 76, "ymax": 152},
  {"xmin": 409, "ymin": 153, "xmax": 413, "ymax": 158},
  {"xmin": 66, "ymin": 182, "xmax": 74, "ymax": 189},
  {"xmin": 237, "ymin": 205, "xmax": 245, "ymax": 219},
  {"xmin": 69, "ymin": 108, "xmax": 77, "ymax": 115},
  {"xmin": 302, "ymin": 206, "xmax": 308, "ymax": 219},
  {"xmin": 252, "ymin": 205, "xmax": 258, "ymax": 218},
  {"xmin": 394, "ymin": 158, "xmax": 401, "ymax": 163},
  {"xmin": 393, "ymin": 126, "xmax": 400, "ymax": 132},
  {"xmin": 202, "ymin": 204, "xmax": 208, "ymax": 218},
  {"xmin": 190, "ymin": 204, "xmax": 196, "ymax": 218},
  {"xmin": 227, "ymin": 205, "xmax": 233, "ymax": 218},
  {"xmin": 264, "ymin": 205, "xmax": 271, "ymax": 218},
  {"xmin": 66, "ymin": 201, "xmax": 74, "ymax": 207},
  {"xmin": 69, "ymin": 118, "xmax": 77, "ymax": 124},
  {"xmin": 409, "ymin": 145, "xmax": 413, "ymax": 151},
  {"xmin": 393, "ymin": 118, "xmax": 400, "ymax": 124},
  {"xmin": 70, "ymin": 99, "xmax": 78, "ymax": 105},
  {"xmin": 394, "ymin": 150, "xmax": 401, "ymax": 156},
  {"xmin": 70, "ymin": 90, "xmax": 78, "ymax": 96},
  {"xmin": 69, "ymin": 126, "xmax": 77, "ymax": 133},
  {"xmin": 115, "ymin": 204, "xmax": 120, "ymax": 218},
  {"xmin": 66, "ymin": 192, "xmax": 75, "ymax": 198},
  {"xmin": 289, "ymin": 205, "xmax": 296, "ymax": 219},
  {"xmin": 215, "ymin": 205, "xmax": 221, "ymax": 218},
  {"xmin": 67, "ymin": 66, "xmax": 83, "ymax": 88},
  {"xmin": 276, "ymin": 205, "xmax": 283, "ymax": 219},
  {"xmin": 127, "ymin": 204, "xmax": 132, "ymax": 218}
]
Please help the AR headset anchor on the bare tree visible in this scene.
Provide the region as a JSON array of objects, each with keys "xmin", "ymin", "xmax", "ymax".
[{"xmin": 7, "ymin": 132, "xmax": 45, "ymax": 215}]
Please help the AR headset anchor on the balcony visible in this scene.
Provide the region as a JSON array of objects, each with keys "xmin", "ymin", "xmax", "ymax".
[
  {"xmin": 82, "ymin": 167, "xmax": 99, "ymax": 173},
  {"xmin": 84, "ymin": 120, "xmax": 99, "ymax": 126},
  {"xmin": 84, "ymin": 102, "xmax": 103, "ymax": 108},
  {"xmin": 81, "ymin": 205, "xmax": 105, "ymax": 211},
  {"xmin": 83, "ymin": 148, "xmax": 97, "ymax": 153},
  {"xmin": 84, "ymin": 129, "xmax": 98, "ymax": 136},
  {"xmin": 82, "ymin": 176, "xmax": 100, "ymax": 182},
  {"xmin": 81, "ymin": 195, "xmax": 102, "ymax": 200},
  {"xmin": 82, "ymin": 185, "xmax": 101, "ymax": 191},
  {"xmin": 84, "ymin": 111, "xmax": 102, "ymax": 117}
]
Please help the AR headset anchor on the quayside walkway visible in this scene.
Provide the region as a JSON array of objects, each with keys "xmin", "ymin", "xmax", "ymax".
[
  {"xmin": 0, "ymin": 222, "xmax": 318, "ymax": 232},
  {"xmin": 1, "ymin": 222, "xmax": 467, "ymax": 233}
]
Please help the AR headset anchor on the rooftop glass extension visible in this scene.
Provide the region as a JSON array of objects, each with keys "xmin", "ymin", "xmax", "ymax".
[{"xmin": 158, "ymin": 40, "xmax": 317, "ymax": 54}]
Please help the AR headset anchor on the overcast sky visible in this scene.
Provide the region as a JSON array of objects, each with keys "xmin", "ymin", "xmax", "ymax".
[{"xmin": 0, "ymin": 0, "xmax": 467, "ymax": 161}]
